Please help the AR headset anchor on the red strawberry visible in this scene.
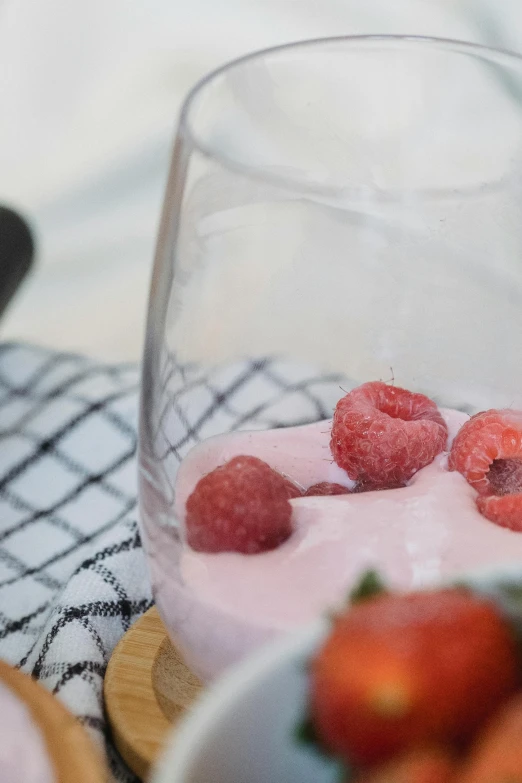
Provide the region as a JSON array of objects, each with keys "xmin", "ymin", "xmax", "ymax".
[
  {"xmin": 456, "ymin": 694, "xmax": 522, "ymax": 783},
  {"xmin": 330, "ymin": 383, "xmax": 447, "ymax": 490},
  {"xmin": 355, "ymin": 746, "xmax": 457, "ymax": 783},
  {"xmin": 310, "ymin": 589, "xmax": 518, "ymax": 766},
  {"xmin": 185, "ymin": 455, "xmax": 294, "ymax": 554},
  {"xmin": 448, "ymin": 409, "xmax": 522, "ymax": 530},
  {"xmin": 304, "ymin": 482, "xmax": 351, "ymax": 497}
]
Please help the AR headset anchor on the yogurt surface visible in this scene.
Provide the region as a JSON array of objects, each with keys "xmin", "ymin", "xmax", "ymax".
[{"xmin": 176, "ymin": 408, "xmax": 522, "ymax": 629}]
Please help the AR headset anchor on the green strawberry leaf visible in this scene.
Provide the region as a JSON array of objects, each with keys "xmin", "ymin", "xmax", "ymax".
[
  {"xmin": 294, "ymin": 716, "xmax": 352, "ymax": 780},
  {"xmin": 457, "ymin": 577, "xmax": 522, "ymax": 652},
  {"xmin": 294, "ymin": 715, "xmax": 322, "ymax": 748},
  {"xmin": 350, "ymin": 569, "xmax": 387, "ymax": 604}
]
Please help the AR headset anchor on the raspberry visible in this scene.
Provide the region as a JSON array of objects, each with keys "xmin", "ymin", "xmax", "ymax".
[
  {"xmin": 330, "ymin": 382, "xmax": 448, "ymax": 489},
  {"xmin": 448, "ymin": 409, "xmax": 522, "ymax": 530},
  {"xmin": 304, "ymin": 482, "xmax": 351, "ymax": 496},
  {"xmin": 185, "ymin": 455, "xmax": 294, "ymax": 554},
  {"xmin": 282, "ymin": 477, "xmax": 303, "ymax": 499},
  {"xmin": 476, "ymin": 496, "xmax": 522, "ymax": 532}
]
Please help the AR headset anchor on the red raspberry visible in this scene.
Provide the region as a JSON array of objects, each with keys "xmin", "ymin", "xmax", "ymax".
[
  {"xmin": 330, "ymin": 382, "xmax": 448, "ymax": 489},
  {"xmin": 476, "ymin": 495, "xmax": 522, "ymax": 532},
  {"xmin": 282, "ymin": 477, "xmax": 303, "ymax": 499},
  {"xmin": 304, "ymin": 482, "xmax": 351, "ymax": 496},
  {"xmin": 185, "ymin": 455, "xmax": 294, "ymax": 554},
  {"xmin": 449, "ymin": 409, "xmax": 522, "ymax": 530}
]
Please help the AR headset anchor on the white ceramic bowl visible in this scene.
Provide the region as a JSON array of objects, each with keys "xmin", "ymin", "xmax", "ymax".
[
  {"xmin": 152, "ymin": 619, "xmax": 335, "ymax": 783},
  {"xmin": 152, "ymin": 564, "xmax": 522, "ymax": 783}
]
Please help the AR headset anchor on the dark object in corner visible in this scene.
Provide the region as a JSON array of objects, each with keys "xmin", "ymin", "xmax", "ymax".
[{"xmin": 0, "ymin": 206, "xmax": 35, "ymax": 317}]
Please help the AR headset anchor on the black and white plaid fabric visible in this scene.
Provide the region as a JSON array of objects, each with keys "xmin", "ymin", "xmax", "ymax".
[
  {"xmin": 0, "ymin": 343, "xmax": 148, "ymax": 781},
  {"xmin": 0, "ymin": 342, "xmax": 349, "ymax": 781}
]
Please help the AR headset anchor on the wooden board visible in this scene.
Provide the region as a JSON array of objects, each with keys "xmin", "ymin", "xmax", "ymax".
[
  {"xmin": 0, "ymin": 659, "xmax": 107, "ymax": 783},
  {"xmin": 104, "ymin": 606, "xmax": 203, "ymax": 781}
]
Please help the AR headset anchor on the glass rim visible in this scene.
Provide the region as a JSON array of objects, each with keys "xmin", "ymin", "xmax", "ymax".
[{"xmin": 177, "ymin": 34, "xmax": 522, "ymax": 198}]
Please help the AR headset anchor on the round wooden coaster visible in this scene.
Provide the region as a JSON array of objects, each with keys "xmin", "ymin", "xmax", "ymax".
[
  {"xmin": 0, "ymin": 659, "xmax": 107, "ymax": 783},
  {"xmin": 104, "ymin": 607, "xmax": 203, "ymax": 781}
]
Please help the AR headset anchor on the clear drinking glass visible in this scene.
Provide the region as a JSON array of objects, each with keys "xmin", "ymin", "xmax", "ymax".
[{"xmin": 139, "ymin": 36, "xmax": 522, "ymax": 681}]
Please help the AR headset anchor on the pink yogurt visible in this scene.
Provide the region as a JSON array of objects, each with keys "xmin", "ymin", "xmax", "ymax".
[
  {"xmin": 150, "ymin": 407, "xmax": 522, "ymax": 681},
  {"xmin": 0, "ymin": 680, "xmax": 55, "ymax": 783}
]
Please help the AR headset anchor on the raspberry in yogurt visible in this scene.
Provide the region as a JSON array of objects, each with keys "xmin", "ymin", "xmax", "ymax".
[{"xmin": 149, "ymin": 382, "xmax": 522, "ymax": 680}]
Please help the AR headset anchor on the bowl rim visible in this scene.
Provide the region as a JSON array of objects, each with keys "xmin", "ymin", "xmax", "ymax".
[
  {"xmin": 152, "ymin": 619, "xmax": 327, "ymax": 783},
  {"xmin": 0, "ymin": 659, "xmax": 107, "ymax": 783},
  {"xmin": 152, "ymin": 562, "xmax": 522, "ymax": 783}
]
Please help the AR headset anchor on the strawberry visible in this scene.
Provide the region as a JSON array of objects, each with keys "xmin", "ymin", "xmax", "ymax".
[
  {"xmin": 355, "ymin": 746, "xmax": 457, "ymax": 783},
  {"xmin": 456, "ymin": 694, "xmax": 522, "ymax": 783},
  {"xmin": 449, "ymin": 409, "xmax": 522, "ymax": 530},
  {"xmin": 185, "ymin": 455, "xmax": 294, "ymax": 553},
  {"xmin": 330, "ymin": 383, "xmax": 448, "ymax": 490},
  {"xmin": 310, "ymin": 589, "xmax": 518, "ymax": 766}
]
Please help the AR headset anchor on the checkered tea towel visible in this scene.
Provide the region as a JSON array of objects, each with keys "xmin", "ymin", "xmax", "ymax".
[
  {"xmin": 0, "ymin": 343, "xmax": 149, "ymax": 781},
  {"xmin": 0, "ymin": 342, "xmax": 350, "ymax": 781}
]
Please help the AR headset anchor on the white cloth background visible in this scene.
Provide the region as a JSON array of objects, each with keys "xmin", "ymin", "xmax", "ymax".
[
  {"xmin": 0, "ymin": 0, "xmax": 521, "ymax": 362},
  {"xmin": 0, "ymin": 343, "xmax": 146, "ymax": 781}
]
